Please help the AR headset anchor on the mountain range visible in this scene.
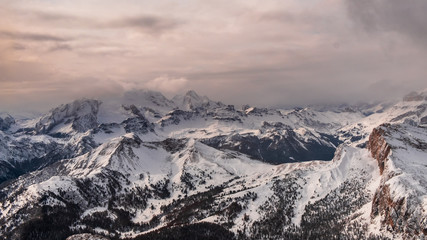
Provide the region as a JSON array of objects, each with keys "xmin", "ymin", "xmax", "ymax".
[{"xmin": 0, "ymin": 89, "xmax": 426, "ymax": 240}]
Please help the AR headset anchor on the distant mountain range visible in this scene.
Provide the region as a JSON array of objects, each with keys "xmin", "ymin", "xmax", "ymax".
[{"xmin": 0, "ymin": 89, "xmax": 426, "ymax": 240}]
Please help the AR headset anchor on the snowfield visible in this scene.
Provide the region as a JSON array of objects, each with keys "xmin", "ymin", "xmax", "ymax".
[{"xmin": 0, "ymin": 89, "xmax": 426, "ymax": 239}]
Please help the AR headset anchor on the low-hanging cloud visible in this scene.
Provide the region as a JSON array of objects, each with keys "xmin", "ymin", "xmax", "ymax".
[
  {"xmin": 143, "ymin": 76, "xmax": 189, "ymax": 93},
  {"xmin": 345, "ymin": 0, "xmax": 427, "ymax": 46}
]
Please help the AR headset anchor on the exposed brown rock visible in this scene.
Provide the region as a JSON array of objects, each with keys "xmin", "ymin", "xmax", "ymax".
[
  {"xmin": 371, "ymin": 185, "xmax": 409, "ymax": 232},
  {"xmin": 368, "ymin": 124, "xmax": 425, "ymax": 237},
  {"xmin": 367, "ymin": 125, "xmax": 391, "ymax": 175}
]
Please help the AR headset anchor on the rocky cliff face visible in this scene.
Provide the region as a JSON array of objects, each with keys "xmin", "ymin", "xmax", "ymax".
[
  {"xmin": 368, "ymin": 124, "xmax": 427, "ymax": 237},
  {"xmin": 1, "ymin": 89, "xmax": 427, "ymax": 239},
  {"xmin": 368, "ymin": 124, "xmax": 391, "ymax": 175}
]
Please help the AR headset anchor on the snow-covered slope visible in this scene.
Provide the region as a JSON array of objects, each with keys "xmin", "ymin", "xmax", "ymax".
[
  {"xmin": 172, "ymin": 90, "xmax": 224, "ymax": 111},
  {"xmin": 368, "ymin": 123, "xmax": 427, "ymax": 236},
  {"xmin": 34, "ymin": 99, "xmax": 100, "ymax": 134},
  {"xmin": 339, "ymin": 90, "xmax": 427, "ymax": 147},
  {"xmin": 0, "ymin": 89, "xmax": 426, "ymax": 240}
]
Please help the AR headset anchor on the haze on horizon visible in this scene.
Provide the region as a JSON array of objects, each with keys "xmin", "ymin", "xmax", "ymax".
[{"xmin": 1, "ymin": 0, "xmax": 427, "ymax": 112}]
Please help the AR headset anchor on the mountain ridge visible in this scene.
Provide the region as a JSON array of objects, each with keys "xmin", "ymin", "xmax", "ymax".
[{"xmin": 0, "ymin": 89, "xmax": 426, "ymax": 239}]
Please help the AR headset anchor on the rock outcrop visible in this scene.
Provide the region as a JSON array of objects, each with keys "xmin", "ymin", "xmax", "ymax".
[
  {"xmin": 368, "ymin": 124, "xmax": 427, "ymax": 237},
  {"xmin": 367, "ymin": 124, "xmax": 391, "ymax": 175}
]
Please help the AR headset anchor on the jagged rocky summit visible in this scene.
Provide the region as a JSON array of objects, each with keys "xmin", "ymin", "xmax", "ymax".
[{"xmin": 0, "ymin": 89, "xmax": 426, "ymax": 240}]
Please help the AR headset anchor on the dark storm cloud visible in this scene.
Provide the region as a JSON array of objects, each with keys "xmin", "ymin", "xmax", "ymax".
[
  {"xmin": 16, "ymin": 9, "xmax": 181, "ymax": 35},
  {"xmin": 188, "ymin": 66, "xmax": 286, "ymax": 80},
  {"xmin": 345, "ymin": 0, "xmax": 427, "ymax": 45},
  {"xmin": 0, "ymin": 31, "xmax": 71, "ymax": 42},
  {"xmin": 48, "ymin": 43, "xmax": 73, "ymax": 52},
  {"xmin": 30, "ymin": 11, "xmax": 81, "ymax": 22},
  {"xmin": 17, "ymin": 10, "xmax": 101, "ymax": 29},
  {"xmin": 1, "ymin": 0, "xmax": 427, "ymax": 112},
  {"xmin": 110, "ymin": 15, "xmax": 182, "ymax": 34}
]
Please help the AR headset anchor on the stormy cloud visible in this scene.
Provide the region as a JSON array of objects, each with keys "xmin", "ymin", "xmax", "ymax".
[
  {"xmin": 0, "ymin": 0, "xmax": 426, "ymax": 112},
  {"xmin": 110, "ymin": 15, "xmax": 182, "ymax": 34},
  {"xmin": 345, "ymin": 0, "xmax": 427, "ymax": 46},
  {"xmin": 0, "ymin": 31, "xmax": 71, "ymax": 42}
]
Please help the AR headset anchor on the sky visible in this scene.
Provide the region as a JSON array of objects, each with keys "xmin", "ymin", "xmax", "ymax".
[{"xmin": 1, "ymin": 0, "xmax": 427, "ymax": 111}]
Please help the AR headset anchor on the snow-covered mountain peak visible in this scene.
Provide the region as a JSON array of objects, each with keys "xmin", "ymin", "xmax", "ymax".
[
  {"xmin": 122, "ymin": 90, "xmax": 174, "ymax": 108},
  {"xmin": 1, "ymin": 89, "xmax": 427, "ymax": 239},
  {"xmin": 34, "ymin": 98, "xmax": 100, "ymax": 134},
  {"xmin": 62, "ymin": 133, "xmax": 143, "ymax": 177},
  {"xmin": 0, "ymin": 113, "xmax": 15, "ymax": 131},
  {"xmin": 403, "ymin": 89, "xmax": 427, "ymax": 102},
  {"xmin": 337, "ymin": 89, "xmax": 427, "ymax": 147},
  {"xmin": 184, "ymin": 90, "xmax": 201, "ymax": 99},
  {"xmin": 172, "ymin": 90, "xmax": 223, "ymax": 111},
  {"xmin": 0, "ymin": 112, "xmax": 13, "ymax": 120}
]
